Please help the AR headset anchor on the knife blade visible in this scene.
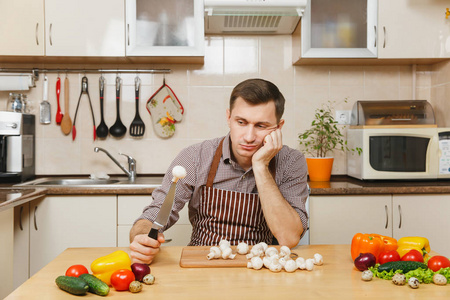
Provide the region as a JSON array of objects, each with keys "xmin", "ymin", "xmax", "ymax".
[{"xmin": 148, "ymin": 166, "xmax": 186, "ymax": 240}]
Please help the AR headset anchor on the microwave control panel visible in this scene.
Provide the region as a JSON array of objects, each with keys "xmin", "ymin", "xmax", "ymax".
[{"xmin": 439, "ymin": 131, "xmax": 450, "ymax": 174}]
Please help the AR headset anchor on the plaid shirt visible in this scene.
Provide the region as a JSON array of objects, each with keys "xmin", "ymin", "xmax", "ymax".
[{"xmin": 136, "ymin": 133, "xmax": 309, "ymax": 238}]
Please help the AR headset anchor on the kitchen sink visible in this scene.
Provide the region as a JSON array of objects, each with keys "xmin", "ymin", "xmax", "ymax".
[{"xmin": 16, "ymin": 176, "xmax": 164, "ymax": 188}]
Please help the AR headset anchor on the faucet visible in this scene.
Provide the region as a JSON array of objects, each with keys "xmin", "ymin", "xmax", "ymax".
[{"xmin": 94, "ymin": 147, "xmax": 136, "ymax": 182}]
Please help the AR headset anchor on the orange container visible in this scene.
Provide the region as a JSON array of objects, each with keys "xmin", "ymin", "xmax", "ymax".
[{"xmin": 306, "ymin": 157, "xmax": 334, "ymax": 182}]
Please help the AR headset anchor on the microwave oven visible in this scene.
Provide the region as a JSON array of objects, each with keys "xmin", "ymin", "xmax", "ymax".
[{"xmin": 347, "ymin": 127, "xmax": 450, "ymax": 180}]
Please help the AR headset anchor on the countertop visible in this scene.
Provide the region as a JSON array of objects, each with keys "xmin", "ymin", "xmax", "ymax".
[
  {"xmin": 5, "ymin": 245, "xmax": 448, "ymax": 299},
  {"xmin": 2, "ymin": 175, "xmax": 450, "ymax": 212}
]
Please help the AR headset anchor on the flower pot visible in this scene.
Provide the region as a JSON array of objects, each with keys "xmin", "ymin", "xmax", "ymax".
[{"xmin": 306, "ymin": 157, "xmax": 334, "ymax": 182}]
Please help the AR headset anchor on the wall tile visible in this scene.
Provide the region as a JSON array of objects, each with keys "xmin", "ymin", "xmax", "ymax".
[{"xmin": 223, "ymin": 36, "xmax": 259, "ymax": 86}]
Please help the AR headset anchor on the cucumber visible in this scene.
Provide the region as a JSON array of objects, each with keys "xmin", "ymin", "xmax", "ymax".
[
  {"xmin": 378, "ymin": 261, "xmax": 428, "ymax": 274},
  {"xmin": 79, "ymin": 273, "xmax": 110, "ymax": 296},
  {"xmin": 55, "ymin": 276, "xmax": 89, "ymax": 295}
]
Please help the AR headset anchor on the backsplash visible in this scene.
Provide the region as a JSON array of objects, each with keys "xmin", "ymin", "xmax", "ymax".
[{"xmin": 0, "ymin": 35, "xmax": 438, "ymax": 176}]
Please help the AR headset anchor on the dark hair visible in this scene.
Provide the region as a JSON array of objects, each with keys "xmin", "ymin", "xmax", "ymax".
[{"xmin": 229, "ymin": 78, "xmax": 285, "ymax": 122}]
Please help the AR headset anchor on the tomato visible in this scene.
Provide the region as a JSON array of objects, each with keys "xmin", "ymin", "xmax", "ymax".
[
  {"xmin": 378, "ymin": 250, "xmax": 401, "ymax": 265},
  {"xmin": 110, "ymin": 269, "xmax": 135, "ymax": 291},
  {"xmin": 65, "ymin": 264, "xmax": 89, "ymax": 277},
  {"xmin": 401, "ymin": 249, "xmax": 424, "ymax": 263},
  {"xmin": 427, "ymin": 256, "xmax": 450, "ymax": 272}
]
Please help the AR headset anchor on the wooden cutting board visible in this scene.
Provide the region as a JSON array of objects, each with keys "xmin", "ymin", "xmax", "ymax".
[{"xmin": 179, "ymin": 245, "xmax": 288, "ymax": 268}]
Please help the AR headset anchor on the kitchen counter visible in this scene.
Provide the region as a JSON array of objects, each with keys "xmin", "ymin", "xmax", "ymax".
[
  {"xmin": 0, "ymin": 187, "xmax": 47, "ymax": 212},
  {"xmin": 5, "ymin": 245, "xmax": 447, "ymax": 299}
]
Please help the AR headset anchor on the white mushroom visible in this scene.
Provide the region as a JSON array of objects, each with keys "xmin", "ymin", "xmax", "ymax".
[
  {"xmin": 313, "ymin": 253, "xmax": 323, "ymax": 266},
  {"xmin": 268, "ymin": 261, "xmax": 282, "ymax": 273},
  {"xmin": 237, "ymin": 242, "xmax": 249, "ymax": 255},
  {"xmin": 206, "ymin": 246, "xmax": 221, "ymax": 260},
  {"xmin": 265, "ymin": 247, "xmax": 278, "ymax": 258},
  {"xmin": 172, "ymin": 165, "xmax": 187, "ymax": 180},
  {"xmin": 279, "ymin": 246, "xmax": 291, "ymax": 258},
  {"xmin": 284, "ymin": 259, "xmax": 298, "ymax": 273},
  {"xmin": 247, "ymin": 257, "xmax": 264, "ymax": 270},
  {"xmin": 219, "ymin": 239, "xmax": 231, "ymax": 251},
  {"xmin": 250, "ymin": 246, "xmax": 264, "ymax": 258},
  {"xmin": 257, "ymin": 242, "xmax": 268, "ymax": 252},
  {"xmin": 263, "ymin": 256, "xmax": 272, "ymax": 269},
  {"xmin": 305, "ymin": 258, "xmax": 315, "ymax": 271},
  {"xmin": 279, "ymin": 256, "xmax": 289, "ymax": 267},
  {"xmin": 296, "ymin": 257, "xmax": 306, "ymax": 269},
  {"xmin": 221, "ymin": 247, "xmax": 236, "ymax": 259}
]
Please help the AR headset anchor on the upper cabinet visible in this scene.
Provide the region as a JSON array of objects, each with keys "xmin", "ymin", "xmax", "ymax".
[
  {"xmin": 44, "ymin": 0, "xmax": 125, "ymax": 57},
  {"xmin": 294, "ymin": 0, "xmax": 450, "ymax": 64},
  {"xmin": 299, "ymin": 0, "xmax": 377, "ymax": 59},
  {"xmin": 0, "ymin": 0, "xmax": 45, "ymax": 56},
  {"xmin": 125, "ymin": 0, "xmax": 204, "ymax": 57}
]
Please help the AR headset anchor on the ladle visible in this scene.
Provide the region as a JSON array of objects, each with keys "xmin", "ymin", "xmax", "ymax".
[
  {"xmin": 96, "ymin": 76, "xmax": 109, "ymax": 138},
  {"xmin": 109, "ymin": 76, "xmax": 127, "ymax": 138}
]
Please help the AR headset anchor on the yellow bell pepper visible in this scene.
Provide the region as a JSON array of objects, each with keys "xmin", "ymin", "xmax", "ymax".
[
  {"xmin": 397, "ymin": 236, "xmax": 431, "ymax": 259},
  {"xmin": 90, "ymin": 250, "xmax": 131, "ymax": 286}
]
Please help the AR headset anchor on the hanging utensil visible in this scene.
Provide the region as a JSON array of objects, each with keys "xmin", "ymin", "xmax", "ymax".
[
  {"xmin": 109, "ymin": 76, "xmax": 127, "ymax": 138},
  {"xmin": 129, "ymin": 76, "xmax": 145, "ymax": 137},
  {"xmin": 60, "ymin": 76, "xmax": 72, "ymax": 135},
  {"xmin": 39, "ymin": 75, "xmax": 51, "ymax": 124},
  {"xmin": 72, "ymin": 76, "xmax": 96, "ymax": 141},
  {"xmin": 55, "ymin": 76, "xmax": 63, "ymax": 124},
  {"xmin": 96, "ymin": 76, "xmax": 109, "ymax": 139}
]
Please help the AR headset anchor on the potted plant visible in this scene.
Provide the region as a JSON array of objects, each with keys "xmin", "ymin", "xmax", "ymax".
[{"xmin": 298, "ymin": 100, "xmax": 361, "ymax": 182}]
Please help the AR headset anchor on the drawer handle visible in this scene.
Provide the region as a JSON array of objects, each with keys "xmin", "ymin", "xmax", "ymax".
[
  {"xmin": 34, "ymin": 205, "xmax": 38, "ymax": 230},
  {"xmin": 127, "ymin": 24, "xmax": 130, "ymax": 46},
  {"xmin": 49, "ymin": 23, "xmax": 53, "ymax": 46},
  {"xmin": 384, "ymin": 204, "xmax": 388, "ymax": 229},
  {"xmin": 35, "ymin": 23, "xmax": 39, "ymax": 46},
  {"xmin": 398, "ymin": 204, "xmax": 402, "ymax": 229},
  {"xmin": 383, "ymin": 26, "xmax": 386, "ymax": 48},
  {"xmin": 374, "ymin": 25, "xmax": 377, "ymax": 47},
  {"xmin": 19, "ymin": 206, "xmax": 24, "ymax": 231}
]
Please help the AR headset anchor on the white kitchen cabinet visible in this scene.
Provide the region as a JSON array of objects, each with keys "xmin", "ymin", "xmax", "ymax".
[
  {"xmin": 44, "ymin": 0, "xmax": 125, "ymax": 57},
  {"xmin": 309, "ymin": 195, "xmax": 392, "ymax": 245},
  {"xmin": 378, "ymin": 0, "xmax": 450, "ymax": 59},
  {"xmin": 0, "ymin": 0, "xmax": 45, "ymax": 56},
  {"xmin": 13, "ymin": 203, "xmax": 30, "ymax": 290},
  {"xmin": 125, "ymin": 0, "xmax": 204, "ymax": 57},
  {"xmin": 117, "ymin": 195, "xmax": 192, "ymax": 247},
  {"xmin": 28, "ymin": 195, "xmax": 117, "ymax": 276},
  {"xmin": 0, "ymin": 208, "xmax": 14, "ymax": 300},
  {"xmin": 392, "ymin": 194, "xmax": 450, "ymax": 258}
]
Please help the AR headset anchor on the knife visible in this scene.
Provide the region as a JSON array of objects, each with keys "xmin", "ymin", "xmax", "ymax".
[{"xmin": 148, "ymin": 166, "xmax": 187, "ymax": 240}]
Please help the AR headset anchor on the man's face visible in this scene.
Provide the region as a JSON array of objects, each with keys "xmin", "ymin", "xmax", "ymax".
[{"xmin": 226, "ymin": 97, "xmax": 283, "ymax": 169}]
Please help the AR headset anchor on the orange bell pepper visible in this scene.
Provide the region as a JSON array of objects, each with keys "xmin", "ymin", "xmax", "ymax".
[{"xmin": 351, "ymin": 233, "xmax": 398, "ymax": 263}]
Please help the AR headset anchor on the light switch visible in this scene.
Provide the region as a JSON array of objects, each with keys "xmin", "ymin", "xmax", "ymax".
[{"xmin": 335, "ymin": 110, "xmax": 351, "ymax": 125}]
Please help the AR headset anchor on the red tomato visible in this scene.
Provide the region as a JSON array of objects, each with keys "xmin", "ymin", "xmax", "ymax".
[
  {"xmin": 65, "ymin": 264, "xmax": 89, "ymax": 277},
  {"xmin": 378, "ymin": 250, "xmax": 401, "ymax": 265},
  {"xmin": 401, "ymin": 249, "xmax": 424, "ymax": 263},
  {"xmin": 427, "ymin": 256, "xmax": 450, "ymax": 272},
  {"xmin": 110, "ymin": 269, "xmax": 135, "ymax": 291}
]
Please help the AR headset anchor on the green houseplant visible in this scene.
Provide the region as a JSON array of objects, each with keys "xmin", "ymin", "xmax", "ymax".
[{"xmin": 298, "ymin": 100, "xmax": 361, "ymax": 181}]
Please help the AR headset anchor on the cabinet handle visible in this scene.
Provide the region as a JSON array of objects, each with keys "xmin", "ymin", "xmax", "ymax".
[
  {"xmin": 19, "ymin": 206, "xmax": 24, "ymax": 231},
  {"xmin": 35, "ymin": 23, "xmax": 39, "ymax": 46},
  {"xmin": 33, "ymin": 205, "xmax": 38, "ymax": 230},
  {"xmin": 384, "ymin": 204, "xmax": 388, "ymax": 229},
  {"xmin": 374, "ymin": 25, "xmax": 377, "ymax": 47},
  {"xmin": 383, "ymin": 26, "xmax": 386, "ymax": 48},
  {"xmin": 127, "ymin": 24, "xmax": 130, "ymax": 46},
  {"xmin": 49, "ymin": 23, "xmax": 53, "ymax": 46},
  {"xmin": 398, "ymin": 204, "xmax": 402, "ymax": 229}
]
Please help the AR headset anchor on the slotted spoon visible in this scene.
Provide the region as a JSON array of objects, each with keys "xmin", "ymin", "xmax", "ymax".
[{"xmin": 129, "ymin": 76, "xmax": 145, "ymax": 137}]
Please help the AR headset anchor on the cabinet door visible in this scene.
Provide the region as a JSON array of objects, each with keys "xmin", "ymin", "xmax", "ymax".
[
  {"xmin": 29, "ymin": 196, "xmax": 117, "ymax": 276},
  {"xmin": 300, "ymin": 0, "xmax": 377, "ymax": 58},
  {"xmin": 393, "ymin": 194, "xmax": 450, "ymax": 258},
  {"xmin": 309, "ymin": 195, "xmax": 392, "ymax": 245},
  {"xmin": 13, "ymin": 203, "xmax": 30, "ymax": 290},
  {"xmin": 378, "ymin": 0, "xmax": 450, "ymax": 59},
  {"xmin": 125, "ymin": 0, "xmax": 204, "ymax": 57},
  {"xmin": 44, "ymin": 0, "xmax": 125, "ymax": 56},
  {"xmin": 0, "ymin": 0, "xmax": 44, "ymax": 55},
  {"xmin": 0, "ymin": 208, "xmax": 14, "ymax": 300}
]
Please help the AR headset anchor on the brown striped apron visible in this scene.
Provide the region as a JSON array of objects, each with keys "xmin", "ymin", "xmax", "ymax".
[{"xmin": 189, "ymin": 138, "xmax": 273, "ymax": 246}]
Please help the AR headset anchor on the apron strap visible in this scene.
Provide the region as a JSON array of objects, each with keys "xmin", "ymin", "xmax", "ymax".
[{"xmin": 206, "ymin": 137, "xmax": 277, "ymax": 188}]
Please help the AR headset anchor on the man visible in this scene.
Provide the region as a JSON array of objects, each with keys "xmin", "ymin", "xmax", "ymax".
[{"xmin": 129, "ymin": 78, "xmax": 309, "ymax": 264}]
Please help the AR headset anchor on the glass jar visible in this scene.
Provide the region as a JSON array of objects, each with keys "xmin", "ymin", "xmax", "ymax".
[
  {"xmin": 7, "ymin": 93, "xmax": 23, "ymax": 113},
  {"xmin": 21, "ymin": 94, "xmax": 32, "ymax": 113}
]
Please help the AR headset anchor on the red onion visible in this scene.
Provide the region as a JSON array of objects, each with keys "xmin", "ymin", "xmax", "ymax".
[
  {"xmin": 131, "ymin": 263, "xmax": 151, "ymax": 282},
  {"xmin": 354, "ymin": 253, "xmax": 376, "ymax": 271}
]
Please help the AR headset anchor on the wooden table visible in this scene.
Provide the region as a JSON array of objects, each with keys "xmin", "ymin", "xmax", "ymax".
[{"xmin": 6, "ymin": 245, "xmax": 450, "ymax": 299}]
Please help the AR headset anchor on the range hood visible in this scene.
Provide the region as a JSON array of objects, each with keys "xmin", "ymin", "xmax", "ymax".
[{"xmin": 204, "ymin": 0, "xmax": 307, "ymax": 34}]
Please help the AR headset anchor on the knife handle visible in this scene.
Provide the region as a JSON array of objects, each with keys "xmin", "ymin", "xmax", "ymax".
[{"xmin": 148, "ymin": 228, "xmax": 159, "ymax": 240}]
